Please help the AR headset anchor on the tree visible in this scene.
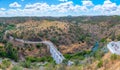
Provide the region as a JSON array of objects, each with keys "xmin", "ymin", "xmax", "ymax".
[
  {"xmin": 36, "ymin": 44, "xmax": 42, "ymax": 48},
  {"xmin": 5, "ymin": 43, "xmax": 19, "ymax": 62},
  {"xmin": 39, "ymin": 33, "xmax": 44, "ymax": 37},
  {"xmin": 50, "ymin": 37, "xmax": 58, "ymax": 44}
]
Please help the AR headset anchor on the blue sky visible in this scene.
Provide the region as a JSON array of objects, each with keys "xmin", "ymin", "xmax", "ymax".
[{"xmin": 0, "ymin": 0, "xmax": 120, "ymax": 16}]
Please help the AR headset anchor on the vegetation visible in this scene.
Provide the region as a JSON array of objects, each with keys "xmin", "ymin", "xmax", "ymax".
[
  {"xmin": 26, "ymin": 56, "xmax": 53, "ymax": 62},
  {"xmin": 11, "ymin": 65, "xmax": 23, "ymax": 70},
  {"xmin": 97, "ymin": 60, "xmax": 103, "ymax": 68},
  {"xmin": 20, "ymin": 60, "xmax": 31, "ymax": 68},
  {"xmin": 5, "ymin": 43, "xmax": 19, "ymax": 62},
  {"xmin": 36, "ymin": 43, "xmax": 42, "ymax": 48},
  {"xmin": 110, "ymin": 54, "xmax": 118, "ymax": 60},
  {"xmin": 0, "ymin": 42, "xmax": 19, "ymax": 62},
  {"xmin": 0, "ymin": 59, "xmax": 11, "ymax": 69},
  {"xmin": 64, "ymin": 50, "xmax": 91, "ymax": 60},
  {"xmin": 0, "ymin": 16, "xmax": 120, "ymax": 69},
  {"xmin": 93, "ymin": 48, "xmax": 105, "ymax": 60}
]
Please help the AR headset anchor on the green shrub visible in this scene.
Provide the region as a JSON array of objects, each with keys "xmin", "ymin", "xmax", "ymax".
[
  {"xmin": 36, "ymin": 44, "xmax": 42, "ymax": 48},
  {"xmin": 39, "ymin": 33, "xmax": 44, "ymax": 37},
  {"xmin": 20, "ymin": 60, "xmax": 31, "ymax": 68},
  {"xmin": 117, "ymin": 35, "xmax": 120, "ymax": 41},
  {"xmin": 26, "ymin": 56, "xmax": 53, "ymax": 62},
  {"xmin": 62, "ymin": 59, "xmax": 68, "ymax": 65},
  {"xmin": 12, "ymin": 65, "xmax": 23, "ymax": 70},
  {"xmin": 0, "ymin": 59, "xmax": 11, "ymax": 69},
  {"xmin": 100, "ymin": 38, "xmax": 106, "ymax": 43},
  {"xmin": 97, "ymin": 60, "xmax": 103, "ymax": 68},
  {"xmin": 74, "ymin": 60, "xmax": 79, "ymax": 66},
  {"xmin": 50, "ymin": 37, "xmax": 58, "ymax": 44},
  {"xmin": 64, "ymin": 54, "xmax": 72, "ymax": 60},
  {"xmin": 110, "ymin": 54, "xmax": 118, "ymax": 60},
  {"xmin": 93, "ymin": 49, "xmax": 104, "ymax": 60}
]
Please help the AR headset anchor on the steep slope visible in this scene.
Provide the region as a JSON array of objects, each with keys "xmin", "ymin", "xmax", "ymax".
[{"xmin": 8, "ymin": 20, "xmax": 93, "ymax": 54}]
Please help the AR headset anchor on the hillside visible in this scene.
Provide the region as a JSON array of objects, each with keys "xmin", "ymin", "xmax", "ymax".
[
  {"xmin": 84, "ymin": 52, "xmax": 120, "ymax": 70},
  {"xmin": 8, "ymin": 20, "xmax": 93, "ymax": 54},
  {"xmin": 0, "ymin": 16, "xmax": 120, "ymax": 70}
]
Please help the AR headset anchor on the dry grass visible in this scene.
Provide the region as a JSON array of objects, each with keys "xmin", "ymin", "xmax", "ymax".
[
  {"xmin": 11, "ymin": 20, "xmax": 68, "ymax": 35},
  {"xmin": 80, "ymin": 23, "xmax": 120, "ymax": 40},
  {"xmin": 85, "ymin": 52, "xmax": 120, "ymax": 70},
  {"xmin": 0, "ymin": 43, "xmax": 4, "ymax": 47},
  {"xmin": 60, "ymin": 42, "xmax": 88, "ymax": 54}
]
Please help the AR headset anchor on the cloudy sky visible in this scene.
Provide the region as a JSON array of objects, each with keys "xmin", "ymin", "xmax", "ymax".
[{"xmin": 0, "ymin": 0, "xmax": 120, "ymax": 17}]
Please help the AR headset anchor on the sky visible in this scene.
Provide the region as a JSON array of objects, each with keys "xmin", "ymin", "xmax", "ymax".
[{"xmin": 0, "ymin": 0, "xmax": 120, "ymax": 17}]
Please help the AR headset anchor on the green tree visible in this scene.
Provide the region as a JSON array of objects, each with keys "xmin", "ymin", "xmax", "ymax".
[
  {"xmin": 50, "ymin": 37, "xmax": 58, "ymax": 44},
  {"xmin": 36, "ymin": 44, "xmax": 42, "ymax": 48},
  {"xmin": 5, "ymin": 43, "xmax": 19, "ymax": 62}
]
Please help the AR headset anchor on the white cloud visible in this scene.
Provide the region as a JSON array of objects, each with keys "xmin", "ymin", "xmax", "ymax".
[
  {"xmin": 93, "ymin": 0, "xmax": 117, "ymax": 15},
  {"xmin": 82, "ymin": 0, "xmax": 94, "ymax": 6},
  {"xmin": 24, "ymin": 1, "xmax": 86, "ymax": 13},
  {"xmin": 25, "ymin": 3, "xmax": 50, "ymax": 11},
  {"xmin": 9, "ymin": 2, "xmax": 21, "ymax": 8},
  {"xmin": 0, "ymin": 0, "xmax": 120, "ymax": 16},
  {"xmin": 103, "ymin": 0, "xmax": 117, "ymax": 12},
  {"xmin": 52, "ymin": 1, "xmax": 73, "ymax": 12},
  {"xmin": 59, "ymin": 0, "xmax": 68, "ymax": 2},
  {"xmin": 0, "ymin": 8, "xmax": 6, "ymax": 11}
]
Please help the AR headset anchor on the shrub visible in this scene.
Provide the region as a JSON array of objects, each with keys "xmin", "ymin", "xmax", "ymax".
[
  {"xmin": 0, "ymin": 59, "xmax": 11, "ymax": 69},
  {"xmin": 93, "ymin": 49, "xmax": 104, "ymax": 60},
  {"xmin": 50, "ymin": 37, "xmax": 58, "ymax": 44},
  {"xmin": 117, "ymin": 35, "xmax": 120, "ymax": 41},
  {"xmin": 110, "ymin": 54, "xmax": 118, "ymax": 60},
  {"xmin": 57, "ymin": 64, "xmax": 66, "ymax": 70},
  {"xmin": 5, "ymin": 43, "xmax": 19, "ymax": 62},
  {"xmin": 97, "ymin": 60, "xmax": 103, "ymax": 68},
  {"xmin": 39, "ymin": 33, "xmax": 44, "ymax": 37},
  {"xmin": 26, "ymin": 56, "xmax": 53, "ymax": 62},
  {"xmin": 0, "ymin": 46, "xmax": 6, "ymax": 57},
  {"xmin": 64, "ymin": 54, "xmax": 72, "ymax": 60},
  {"xmin": 20, "ymin": 60, "xmax": 31, "ymax": 68},
  {"xmin": 26, "ymin": 56, "xmax": 36, "ymax": 62},
  {"xmin": 74, "ymin": 60, "xmax": 79, "ymax": 66},
  {"xmin": 36, "ymin": 44, "xmax": 42, "ymax": 48},
  {"xmin": 12, "ymin": 65, "xmax": 23, "ymax": 70},
  {"xmin": 100, "ymin": 38, "xmax": 106, "ymax": 43},
  {"xmin": 62, "ymin": 59, "xmax": 68, "ymax": 65}
]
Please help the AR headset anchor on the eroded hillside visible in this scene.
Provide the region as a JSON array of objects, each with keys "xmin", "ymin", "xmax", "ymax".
[{"xmin": 8, "ymin": 20, "xmax": 93, "ymax": 54}]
